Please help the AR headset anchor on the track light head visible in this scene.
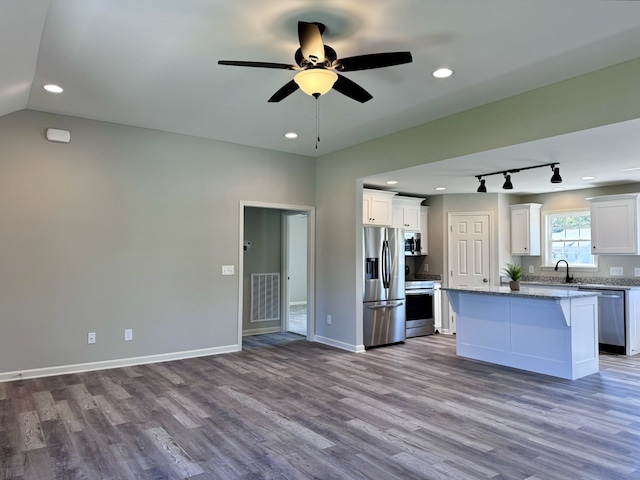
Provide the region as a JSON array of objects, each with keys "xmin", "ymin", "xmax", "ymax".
[
  {"xmin": 477, "ymin": 178, "xmax": 487, "ymax": 193},
  {"xmin": 502, "ymin": 173, "xmax": 513, "ymax": 190},
  {"xmin": 550, "ymin": 166, "xmax": 562, "ymax": 183}
]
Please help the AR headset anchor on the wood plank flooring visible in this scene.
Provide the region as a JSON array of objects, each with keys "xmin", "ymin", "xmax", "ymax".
[{"xmin": 1, "ymin": 333, "xmax": 640, "ymax": 479}]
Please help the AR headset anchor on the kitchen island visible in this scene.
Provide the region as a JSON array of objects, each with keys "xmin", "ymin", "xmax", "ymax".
[{"xmin": 443, "ymin": 286, "xmax": 600, "ymax": 380}]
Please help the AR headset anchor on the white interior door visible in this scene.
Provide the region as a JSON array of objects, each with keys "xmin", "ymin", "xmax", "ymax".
[{"xmin": 448, "ymin": 213, "xmax": 492, "ymax": 332}]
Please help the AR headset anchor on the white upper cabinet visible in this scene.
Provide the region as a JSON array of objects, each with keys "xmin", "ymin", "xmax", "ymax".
[
  {"xmin": 589, "ymin": 193, "xmax": 640, "ymax": 255},
  {"xmin": 510, "ymin": 203, "xmax": 542, "ymax": 256},
  {"xmin": 420, "ymin": 206, "xmax": 429, "ymax": 254},
  {"xmin": 363, "ymin": 189, "xmax": 396, "ymax": 226},
  {"xmin": 392, "ymin": 196, "xmax": 424, "ymax": 232}
]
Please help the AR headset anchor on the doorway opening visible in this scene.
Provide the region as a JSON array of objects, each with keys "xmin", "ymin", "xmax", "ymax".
[
  {"xmin": 238, "ymin": 202, "xmax": 314, "ymax": 348},
  {"xmin": 284, "ymin": 213, "xmax": 308, "ymax": 336}
]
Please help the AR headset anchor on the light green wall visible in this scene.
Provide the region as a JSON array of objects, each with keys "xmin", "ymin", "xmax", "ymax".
[
  {"xmin": 316, "ymin": 57, "xmax": 640, "ymax": 349},
  {"xmin": 0, "ymin": 110, "xmax": 314, "ymax": 374}
]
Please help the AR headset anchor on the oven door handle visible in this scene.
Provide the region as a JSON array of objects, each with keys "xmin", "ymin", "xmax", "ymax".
[{"xmin": 405, "ymin": 290, "xmax": 434, "ymax": 296}]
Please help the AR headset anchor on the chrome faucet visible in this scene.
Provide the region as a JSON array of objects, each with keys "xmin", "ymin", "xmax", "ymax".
[{"xmin": 554, "ymin": 259, "xmax": 573, "ymax": 283}]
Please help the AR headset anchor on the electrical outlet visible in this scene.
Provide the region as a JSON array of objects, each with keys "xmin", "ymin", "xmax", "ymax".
[
  {"xmin": 423, "ymin": 263, "xmax": 429, "ymax": 272},
  {"xmin": 124, "ymin": 329, "xmax": 133, "ymax": 341},
  {"xmin": 326, "ymin": 314, "xmax": 332, "ymax": 325},
  {"xmin": 221, "ymin": 265, "xmax": 234, "ymax": 275},
  {"xmin": 610, "ymin": 267, "xmax": 624, "ymax": 276},
  {"xmin": 528, "ymin": 265, "xmax": 534, "ymax": 274},
  {"xmin": 635, "ymin": 268, "xmax": 640, "ymax": 277},
  {"xmin": 88, "ymin": 332, "xmax": 96, "ymax": 344}
]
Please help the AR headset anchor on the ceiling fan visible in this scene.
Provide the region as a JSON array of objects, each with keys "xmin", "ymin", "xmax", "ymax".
[{"xmin": 218, "ymin": 21, "xmax": 412, "ymax": 103}]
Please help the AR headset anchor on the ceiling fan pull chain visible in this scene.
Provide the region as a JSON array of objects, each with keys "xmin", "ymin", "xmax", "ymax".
[{"xmin": 315, "ymin": 94, "xmax": 320, "ymax": 149}]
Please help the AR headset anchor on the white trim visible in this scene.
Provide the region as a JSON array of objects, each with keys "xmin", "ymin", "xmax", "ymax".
[
  {"xmin": 314, "ymin": 335, "xmax": 365, "ymax": 353},
  {"xmin": 0, "ymin": 344, "xmax": 239, "ymax": 383},
  {"xmin": 242, "ymin": 326, "xmax": 281, "ymax": 336},
  {"xmin": 289, "ymin": 301, "xmax": 307, "ymax": 306}
]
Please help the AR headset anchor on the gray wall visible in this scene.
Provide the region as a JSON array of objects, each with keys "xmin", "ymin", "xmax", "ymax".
[
  {"xmin": 315, "ymin": 57, "xmax": 640, "ymax": 349},
  {"xmin": 0, "ymin": 110, "xmax": 314, "ymax": 374},
  {"xmin": 242, "ymin": 207, "xmax": 283, "ymax": 333}
]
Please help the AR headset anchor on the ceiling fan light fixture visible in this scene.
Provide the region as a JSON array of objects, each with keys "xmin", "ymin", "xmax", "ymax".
[{"xmin": 294, "ymin": 69, "xmax": 338, "ymax": 97}]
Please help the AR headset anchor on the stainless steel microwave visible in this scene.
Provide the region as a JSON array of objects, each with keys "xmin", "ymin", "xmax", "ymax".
[{"xmin": 404, "ymin": 232, "xmax": 422, "ymax": 255}]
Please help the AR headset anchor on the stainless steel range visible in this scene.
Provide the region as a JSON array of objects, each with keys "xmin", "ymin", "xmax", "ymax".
[{"xmin": 405, "ymin": 280, "xmax": 435, "ymax": 338}]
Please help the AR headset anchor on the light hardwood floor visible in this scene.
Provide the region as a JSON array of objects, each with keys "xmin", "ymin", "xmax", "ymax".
[{"xmin": 1, "ymin": 333, "xmax": 640, "ymax": 479}]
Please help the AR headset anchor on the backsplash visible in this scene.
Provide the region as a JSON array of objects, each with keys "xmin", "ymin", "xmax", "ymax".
[{"xmin": 522, "ymin": 274, "xmax": 640, "ymax": 287}]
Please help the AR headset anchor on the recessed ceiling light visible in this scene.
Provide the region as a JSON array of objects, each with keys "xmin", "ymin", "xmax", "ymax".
[
  {"xmin": 432, "ymin": 68, "xmax": 454, "ymax": 79},
  {"xmin": 435, "ymin": 187, "xmax": 446, "ymax": 191},
  {"xmin": 43, "ymin": 84, "xmax": 64, "ymax": 93},
  {"xmin": 385, "ymin": 180, "xmax": 398, "ymax": 185},
  {"xmin": 581, "ymin": 176, "xmax": 596, "ymax": 180},
  {"xmin": 622, "ymin": 167, "xmax": 640, "ymax": 172},
  {"xmin": 284, "ymin": 132, "xmax": 298, "ymax": 139}
]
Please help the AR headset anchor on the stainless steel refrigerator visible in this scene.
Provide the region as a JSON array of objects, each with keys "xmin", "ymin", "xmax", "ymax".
[{"xmin": 363, "ymin": 226, "xmax": 406, "ymax": 348}]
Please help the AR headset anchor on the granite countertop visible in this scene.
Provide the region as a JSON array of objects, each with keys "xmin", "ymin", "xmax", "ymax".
[
  {"xmin": 520, "ymin": 281, "xmax": 640, "ymax": 291},
  {"xmin": 442, "ymin": 285, "xmax": 601, "ymax": 300}
]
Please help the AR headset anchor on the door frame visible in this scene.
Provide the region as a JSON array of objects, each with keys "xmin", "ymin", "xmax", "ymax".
[
  {"xmin": 446, "ymin": 211, "xmax": 493, "ymax": 334},
  {"xmin": 238, "ymin": 201, "xmax": 315, "ymax": 348}
]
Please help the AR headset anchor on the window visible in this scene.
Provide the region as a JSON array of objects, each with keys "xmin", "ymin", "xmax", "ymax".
[{"xmin": 544, "ymin": 210, "xmax": 596, "ymax": 267}]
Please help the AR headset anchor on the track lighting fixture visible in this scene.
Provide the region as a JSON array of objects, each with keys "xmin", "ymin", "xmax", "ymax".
[
  {"xmin": 473, "ymin": 162, "xmax": 561, "ymax": 192},
  {"xmin": 550, "ymin": 166, "xmax": 562, "ymax": 183}
]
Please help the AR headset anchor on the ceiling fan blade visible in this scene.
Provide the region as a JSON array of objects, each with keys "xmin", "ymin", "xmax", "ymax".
[
  {"xmin": 298, "ymin": 22, "xmax": 325, "ymax": 64},
  {"xmin": 334, "ymin": 52, "xmax": 413, "ymax": 72},
  {"xmin": 268, "ymin": 80, "xmax": 300, "ymax": 102},
  {"xmin": 218, "ymin": 60, "xmax": 297, "ymax": 70},
  {"xmin": 332, "ymin": 74, "xmax": 373, "ymax": 103}
]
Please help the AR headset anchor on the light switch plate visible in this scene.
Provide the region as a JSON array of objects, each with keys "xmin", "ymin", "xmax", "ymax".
[
  {"xmin": 610, "ymin": 267, "xmax": 623, "ymax": 276},
  {"xmin": 222, "ymin": 265, "xmax": 235, "ymax": 275},
  {"xmin": 528, "ymin": 265, "xmax": 534, "ymax": 274},
  {"xmin": 635, "ymin": 268, "xmax": 640, "ymax": 277}
]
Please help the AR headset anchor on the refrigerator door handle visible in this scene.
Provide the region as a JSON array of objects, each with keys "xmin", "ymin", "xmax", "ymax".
[
  {"xmin": 367, "ymin": 302, "xmax": 404, "ymax": 309},
  {"xmin": 381, "ymin": 240, "xmax": 390, "ymax": 288}
]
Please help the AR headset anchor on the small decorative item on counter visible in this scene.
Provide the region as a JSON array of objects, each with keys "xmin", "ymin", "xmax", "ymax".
[{"xmin": 502, "ymin": 262, "xmax": 524, "ymax": 291}]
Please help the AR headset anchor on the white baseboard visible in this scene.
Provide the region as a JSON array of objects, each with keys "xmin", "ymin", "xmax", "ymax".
[
  {"xmin": 0, "ymin": 344, "xmax": 240, "ymax": 383},
  {"xmin": 242, "ymin": 326, "xmax": 281, "ymax": 336},
  {"xmin": 314, "ymin": 335, "xmax": 364, "ymax": 353}
]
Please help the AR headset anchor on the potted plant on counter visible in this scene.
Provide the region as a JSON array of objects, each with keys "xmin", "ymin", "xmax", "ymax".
[{"xmin": 503, "ymin": 262, "xmax": 524, "ymax": 291}]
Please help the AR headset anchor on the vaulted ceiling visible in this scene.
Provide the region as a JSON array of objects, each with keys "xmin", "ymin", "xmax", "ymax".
[{"xmin": 3, "ymin": 1, "xmax": 640, "ymax": 194}]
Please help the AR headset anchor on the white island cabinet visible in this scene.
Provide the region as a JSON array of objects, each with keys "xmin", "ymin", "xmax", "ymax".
[{"xmin": 443, "ymin": 286, "xmax": 600, "ymax": 380}]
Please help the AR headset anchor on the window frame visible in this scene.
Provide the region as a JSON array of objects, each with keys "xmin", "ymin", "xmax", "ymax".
[{"xmin": 542, "ymin": 208, "xmax": 598, "ymax": 270}]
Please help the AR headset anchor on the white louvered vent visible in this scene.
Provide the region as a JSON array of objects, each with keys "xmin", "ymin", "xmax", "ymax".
[{"xmin": 251, "ymin": 273, "xmax": 280, "ymax": 322}]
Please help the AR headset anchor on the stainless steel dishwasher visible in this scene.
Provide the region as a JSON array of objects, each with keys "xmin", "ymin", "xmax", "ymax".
[{"xmin": 578, "ymin": 287, "xmax": 625, "ymax": 354}]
